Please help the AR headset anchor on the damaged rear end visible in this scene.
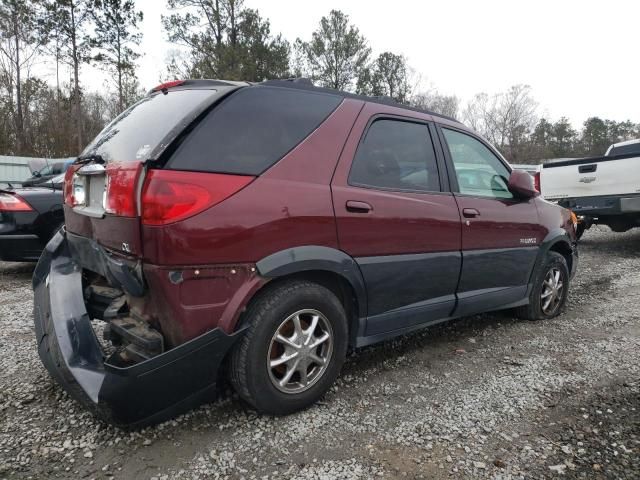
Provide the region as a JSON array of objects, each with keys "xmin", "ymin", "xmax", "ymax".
[{"xmin": 32, "ymin": 80, "xmax": 256, "ymax": 426}]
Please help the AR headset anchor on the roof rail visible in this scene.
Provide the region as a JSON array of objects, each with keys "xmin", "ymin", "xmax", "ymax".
[{"xmin": 276, "ymin": 77, "xmax": 314, "ymax": 85}]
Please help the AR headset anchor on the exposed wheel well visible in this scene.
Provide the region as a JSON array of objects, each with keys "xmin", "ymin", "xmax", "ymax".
[
  {"xmin": 240, "ymin": 270, "xmax": 361, "ymax": 347},
  {"xmin": 549, "ymin": 241, "xmax": 573, "ymax": 273}
]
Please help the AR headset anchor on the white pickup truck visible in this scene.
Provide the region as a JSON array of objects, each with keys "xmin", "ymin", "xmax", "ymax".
[{"xmin": 540, "ymin": 139, "xmax": 640, "ymax": 239}]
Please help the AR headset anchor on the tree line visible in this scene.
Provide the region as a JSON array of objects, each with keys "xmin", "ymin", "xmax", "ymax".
[{"xmin": 1, "ymin": 0, "xmax": 638, "ymax": 162}]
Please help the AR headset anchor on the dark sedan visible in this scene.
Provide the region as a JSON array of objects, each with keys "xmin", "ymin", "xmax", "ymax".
[
  {"xmin": 21, "ymin": 159, "xmax": 75, "ymax": 188},
  {"xmin": 0, "ymin": 174, "xmax": 64, "ymax": 261}
]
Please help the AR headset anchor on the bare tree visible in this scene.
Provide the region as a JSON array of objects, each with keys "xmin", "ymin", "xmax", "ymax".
[
  {"xmin": 463, "ymin": 85, "xmax": 538, "ymax": 162},
  {"xmin": 46, "ymin": 0, "xmax": 92, "ymax": 153},
  {"xmin": 0, "ymin": 0, "xmax": 48, "ymax": 154},
  {"xmin": 411, "ymin": 90, "xmax": 459, "ymax": 119},
  {"xmin": 90, "ymin": 0, "xmax": 143, "ymax": 114}
]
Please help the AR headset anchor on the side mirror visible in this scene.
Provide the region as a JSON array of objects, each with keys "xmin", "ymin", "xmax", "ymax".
[{"xmin": 508, "ymin": 170, "xmax": 540, "ymax": 199}]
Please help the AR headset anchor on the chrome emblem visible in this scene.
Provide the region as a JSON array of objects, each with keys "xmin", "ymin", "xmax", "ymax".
[
  {"xmin": 579, "ymin": 176, "xmax": 596, "ymax": 184},
  {"xmin": 122, "ymin": 242, "xmax": 131, "ymax": 253},
  {"xmin": 520, "ymin": 238, "xmax": 537, "ymax": 245}
]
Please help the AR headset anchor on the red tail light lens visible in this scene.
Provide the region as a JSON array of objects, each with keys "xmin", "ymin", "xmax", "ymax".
[
  {"xmin": 64, "ymin": 165, "xmax": 80, "ymax": 206},
  {"xmin": 534, "ymin": 172, "xmax": 541, "ymax": 193},
  {"xmin": 105, "ymin": 162, "xmax": 143, "ymax": 217},
  {"xmin": 0, "ymin": 192, "xmax": 33, "ymax": 212},
  {"xmin": 141, "ymin": 170, "xmax": 253, "ymax": 226}
]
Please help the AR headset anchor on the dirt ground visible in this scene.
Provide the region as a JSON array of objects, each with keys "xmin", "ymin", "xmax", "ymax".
[{"xmin": 0, "ymin": 226, "xmax": 638, "ymax": 479}]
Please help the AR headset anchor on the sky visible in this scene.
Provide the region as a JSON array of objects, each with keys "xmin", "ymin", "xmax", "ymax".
[{"xmin": 78, "ymin": 0, "xmax": 639, "ymax": 129}]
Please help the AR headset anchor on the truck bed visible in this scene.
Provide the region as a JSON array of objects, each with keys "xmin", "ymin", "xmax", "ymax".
[{"xmin": 540, "ymin": 153, "xmax": 640, "ymax": 202}]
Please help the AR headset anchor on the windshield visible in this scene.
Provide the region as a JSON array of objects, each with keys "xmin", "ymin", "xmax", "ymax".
[
  {"xmin": 50, "ymin": 173, "xmax": 65, "ymax": 185},
  {"xmin": 80, "ymin": 89, "xmax": 220, "ymax": 163}
]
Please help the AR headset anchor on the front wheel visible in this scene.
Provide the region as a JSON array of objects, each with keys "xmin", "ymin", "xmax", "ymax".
[
  {"xmin": 516, "ymin": 251, "xmax": 569, "ymax": 320},
  {"xmin": 229, "ymin": 280, "xmax": 348, "ymax": 414}
]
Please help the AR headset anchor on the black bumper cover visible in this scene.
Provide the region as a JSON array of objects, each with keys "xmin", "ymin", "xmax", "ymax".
[
  {"xmin": 0, "ymin": 233, "xmax": 44, "ymax": 261},
  {"xmin": 32, "ymin": 229, "xmax": 243, "ymax": 427}
]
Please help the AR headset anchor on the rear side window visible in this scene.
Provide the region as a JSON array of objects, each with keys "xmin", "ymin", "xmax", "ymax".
[
  {"xmin": 167, "ymin": 86, "xmax": 343, "ymax": 175},
  {"xmin": 349, "ymin": 119, "xmax": 441, "ymax": 192},
  {"xmin": 609, "ymin": 143, "xmax": 640, "ymax": 157},
  {"xmin": 81, "ymin": 89, "xmax": 218, "ymax": 162}
]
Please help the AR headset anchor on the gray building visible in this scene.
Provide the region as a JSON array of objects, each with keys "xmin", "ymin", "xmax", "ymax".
[{"xmin": 0, "ymin": 156, "xmax": 74, "ymax": 187}]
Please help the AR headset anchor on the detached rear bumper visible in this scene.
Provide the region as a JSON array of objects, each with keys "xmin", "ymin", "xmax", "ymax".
[{"xmin": 32, "ymin": 229, "xmax": 243, "ymax": 427}]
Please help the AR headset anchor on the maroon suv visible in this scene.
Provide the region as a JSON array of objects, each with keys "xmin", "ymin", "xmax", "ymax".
[{"xmin": 32, "ymin": 79, "xmax": 578, "ymax": 426}]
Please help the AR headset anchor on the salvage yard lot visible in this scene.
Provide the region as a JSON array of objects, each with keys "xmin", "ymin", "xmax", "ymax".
[{"xmin": 1, "ymin": 226, "xmax": 639, "ymax": 480}]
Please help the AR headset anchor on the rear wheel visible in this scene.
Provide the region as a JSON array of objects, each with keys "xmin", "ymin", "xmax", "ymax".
[
  {"xmin": 516, "ymin": 251, "xmax": 569, "ymax": 320},
  {"xmin": 229, "ymin": 280, "xmax": 348, "ymax": 414}
]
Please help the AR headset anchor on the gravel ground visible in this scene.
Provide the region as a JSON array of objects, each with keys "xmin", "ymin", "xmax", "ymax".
[{"xmin": 1, "ymin": 225, "xmax": 639, "ymax": 479}]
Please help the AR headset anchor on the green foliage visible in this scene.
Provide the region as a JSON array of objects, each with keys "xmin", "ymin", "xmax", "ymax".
[
  {"xmin": 90, "ymin": 0, "xmax": 143, "ymax": 113},
  {"xmin": 0, "ymin": 4, "xmax": 639, "ymax": 162},
  {"xmin": 529, "ymin": 117, "xmax": 578, "ymax": 160},
  {"xmin": 581, "ymin": 117, "xmax": 609, "ymax": 155},
  {"xmin": 162, "ymin": 0, "xmax": 290, "ymax": 81},
  {"xmin": 357, "ymin": 52, "xmax": 411, "ymax": 103},
  {"xmin": 296, "ymin": 10, "xmax": 370, "ymax": 91},
  {"xmin": 550, "ymin": 117, "xmax": 577, "ymax": 157},
  {"xmin": 45, "ymin": 0, "xmax": 92, "ymax": 69}
]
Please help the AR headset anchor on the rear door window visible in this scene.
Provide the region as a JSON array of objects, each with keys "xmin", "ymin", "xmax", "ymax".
[
  {"xmin": 348, "ymin": 119, "xmax": 441, "ymax": 192},
  {"xmin": 81, "ymin": 89, "xmax": 220, "ymax": 162},
  {"xmin": 166, "ymin": 86, "xmax": 342, "ymax": 175}
]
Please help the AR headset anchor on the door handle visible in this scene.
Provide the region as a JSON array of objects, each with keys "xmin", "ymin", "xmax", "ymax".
[
  {"xmin": 462, "ymin": 208, "xmax": 480, "ymax": 218},
  {"xmin": 346, "ymin": 200, "xmax": 372, "ymax": 213},
  {"xmin": 578, "ymin": 164, "xmax": 597, "ymax": 173}
]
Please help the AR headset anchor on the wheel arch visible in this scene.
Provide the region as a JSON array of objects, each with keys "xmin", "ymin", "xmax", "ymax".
[
  {"xmin": 253, "ymin": 246, "xmax": 368, "ymax": 346},
  {"xmin": 531, "ymin": 229, "xmax": 575, "ymax": 282}
]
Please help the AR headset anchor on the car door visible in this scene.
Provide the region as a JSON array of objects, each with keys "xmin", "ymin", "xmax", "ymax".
[
  {"xmin": 332, "ymin": 106, "xmax": 462, "ymax": 337},
  {"xmin": 438, "ymin": 126, "xmax": 546, "ymax": 316}
]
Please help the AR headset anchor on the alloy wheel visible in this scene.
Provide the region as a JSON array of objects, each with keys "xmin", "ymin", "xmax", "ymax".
[
  {"xmin": 540, "ymin": 267, "xmax": 564, "ymax": 315},
  {"xmin": 267, "ymin": 309, "xmax": 333, "ymax": 394}
]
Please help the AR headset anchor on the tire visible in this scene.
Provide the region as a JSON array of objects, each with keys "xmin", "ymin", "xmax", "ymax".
[
  {"xmin": 229, "ymin": 280, "xmax": 348, "ymax": 415},
  {"xmin": 516, "ymin": 251, "xmax": 569, "ymax": 320},
  {"xmin": 575, "ymin": 223, "xmax": 586, "ymax": 241}
]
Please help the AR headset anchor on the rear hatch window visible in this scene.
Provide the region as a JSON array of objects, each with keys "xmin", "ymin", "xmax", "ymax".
[
  {"xmin": 166, "ymin": 86, "xmax": 343, "ymax": 175},
  {"xmin": 608, "ymin": 143, "xmax": 640, "ymax": 157},
  {"xmin": 80, "ymin": 88, "xmax": 225, "ymax": 163}
]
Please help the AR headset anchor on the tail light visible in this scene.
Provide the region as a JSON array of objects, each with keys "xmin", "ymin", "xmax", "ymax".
[
  {"xmin": 104, "ymin": 163, "xmax": 143, "ymax": 217},
  {"xmin": 141, "ymin": 170, "xmax": 253, "ymax": 226},
  {"xmin": 0, "ymin": 192, "xmax": 33, "ymax": 212},
  {"xmin": 534, "ymin": 171, "xmax": 541, "ymax": 193},
  {"xmin": 63, "ymin": 165, "xmax": 81, "ymax": 206}
]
